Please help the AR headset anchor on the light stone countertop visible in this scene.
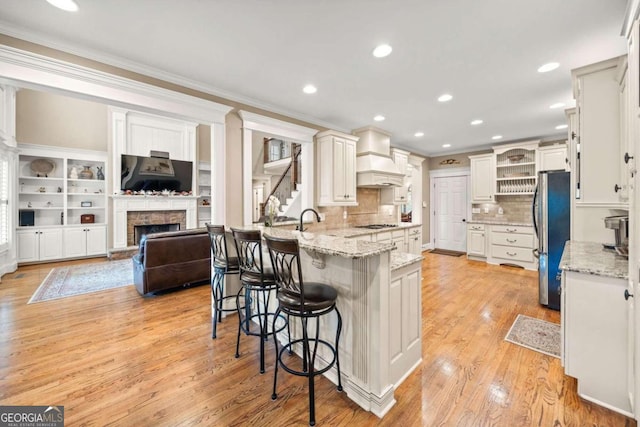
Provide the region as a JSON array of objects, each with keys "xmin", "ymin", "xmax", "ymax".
[
  {"xmin": 467, "ymin": 219, "xmax": 534, "ymax": 227},
  {"xmin": 254, "ymin": 226, "xmax": 396, "ymax": 259},
  {"xmin": 559, "ymin": 241, "xmax": 628, "ymax": 279},
  {"xmin": 390, "ymin": 251, "xmax": 423, "ymax": 271}
]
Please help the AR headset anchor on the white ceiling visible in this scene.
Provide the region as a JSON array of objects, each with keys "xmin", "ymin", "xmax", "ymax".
[{"xmin": 0, "ymin": 0, "xmax": 630, "ymax": 156}]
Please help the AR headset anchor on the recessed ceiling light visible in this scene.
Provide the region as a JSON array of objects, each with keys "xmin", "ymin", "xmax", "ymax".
[
  {"xmin": 538, "ymin": 62, "xmax": 560, "ymax": 73},
  {"xmin": 414, "ymin": 132, "xmax": 424, "ymax": 137},
  {"xmin": 373, "ymin": 115, "xmax": 385, "ymax": 122},
  {"xmin": 302, "ymin": 84, "xmax": 317, "ymax": 94},
  {"xmin": 555, "ymin": 124, "xmax": 568, "ymax": 130},
  {"xmin": 492, "ymin": 135, "xmax": 503, "ymax": 140},
  {"xmin": 470, "ymin": 119, "xmax": 483, "ymax": 125},
  {"xmin": 438, "ymin": 94, "xmax": 453, "ymax": 102},
  {"xmin": 549, "ymin": 102, "xmax": 565, "ymax": 109},
  {"xmin": 442, "ymin": 144, "xmax": 451, "ymax": 148},
  {"xmin": 46, "ymin": 0, "xmax": 79, "ymax": 12},
  {"xmin": 372, "ymin": 44, "xmax": 393, "ymax": 58}
]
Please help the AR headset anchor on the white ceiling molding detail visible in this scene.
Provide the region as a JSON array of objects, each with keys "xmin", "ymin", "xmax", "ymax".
[
  {"xmin": 0, "ymin": 45, "xmax": 233, "ymax": 124},
  {"xmin": 238, "ymin": 110, "xmax": 319, "ymax": 143}
]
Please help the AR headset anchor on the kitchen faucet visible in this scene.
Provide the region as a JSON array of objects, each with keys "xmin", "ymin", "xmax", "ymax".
[{"xmin": 298, "ymin": 208, "xmax": 321, "ymax": 232}]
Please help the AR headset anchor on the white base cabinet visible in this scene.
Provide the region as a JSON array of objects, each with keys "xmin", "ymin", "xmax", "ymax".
[
  {"xmin": 466, "ymin": 223, "xmax": 486, "ymax": 258},
  {"xmin": 63, "ymin": 225, "xmax": 107, "ymax": 258},
  {"xmin": 388, "ymin": 259, "xmax": 422, "ymax": 386},
  {"xmin": 562, "ymin": 270, "xmax": 632, "ymax": 416},
  {"xmin": 17, "ymin": 228, "xmax": 63, "ymax": 263}
]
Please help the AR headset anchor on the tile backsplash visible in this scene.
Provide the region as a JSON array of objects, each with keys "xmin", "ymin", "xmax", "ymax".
[
  {"xmin": 472, "ymin": 195, "xmax": 533, "ymax": 223},
  {"xmin": 315, "ymin": 188, "xmax": 398, "ymax": 231}
]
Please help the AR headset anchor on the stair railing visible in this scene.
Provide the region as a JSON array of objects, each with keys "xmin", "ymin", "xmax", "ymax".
[{"xmin": 262, "ymin": 143, "xmax": 302, "ymax": 217}]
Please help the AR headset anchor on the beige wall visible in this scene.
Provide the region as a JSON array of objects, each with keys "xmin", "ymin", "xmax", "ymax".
[
  {"xmin": 197, "ymin": 124, "xmax": 211, "ymax": 163},
  {"xmin": 16, "ymin": 89, "xmax": 108, "ymax": 150},
  {"xmin": 422, "ymin": 160, "xmax": 430, "ymax": 246},
  {"xmin": 428, "ymin": 150, "xmax": 490, "ymax": 171},
  {"xmin": 225, "ymin": 113, "xmax": 244, "ymax": 227}
]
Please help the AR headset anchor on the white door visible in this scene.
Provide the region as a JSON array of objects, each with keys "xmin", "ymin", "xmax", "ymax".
[
  {"xmin": 434, "ymin": 176, "xmax": 467, "ymax": 251},
  {"xmin": 252, "ymin": 186, "xmax": 264, "ymax": 222}
]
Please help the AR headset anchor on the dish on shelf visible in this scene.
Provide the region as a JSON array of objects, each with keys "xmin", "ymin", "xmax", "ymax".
[
  {"xmin": 503, "ymin": 172, "xmax": 529, "ymax": 178},
  {"xmin": 507, "ymin": 154, "xmax": 525, "ymax": 163},
  {"xmin": 30, "ymin": 159, "xmax": 55, "ymax": 176}
]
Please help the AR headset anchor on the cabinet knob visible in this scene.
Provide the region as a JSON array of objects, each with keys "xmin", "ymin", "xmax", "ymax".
[
  {"xmin": 625, "ymin": 289, "xmax": 634, "ymax": 300},
  {"xmin": 614, "ymin": 184, "xmax": 621, "ymax": 193},
  {"xmin": 625, "ymin": 152, "xmax": 634, "ymax": 164}
]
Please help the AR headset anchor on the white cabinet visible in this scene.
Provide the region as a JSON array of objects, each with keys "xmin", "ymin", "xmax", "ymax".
[
  {"xmin": 617, "ymin": 57, "xmax": 630, "ymax": 202},
  {"xmin": 197, "ymin": 161, "xmax": 212, "ymax": 227},
  {"xmin": 316, "ymin": 130, "xmax": 358, "ymax": 206},
  {"xmin": 381, "ymin": 148, "xmax": 410, "ymax": 205},
  {"xmin": 572, "ymin": 56, "xmax": 625, "ymax": 205},
  {"xmin": 494, "ymin": 141, "xmax": 538, "ymax": 196},
  {"xmin": 388, "ymin": 259, "xmax": 422, "ymax": 386},
  {"xmin": 63, "ymin": 225, "xmax": 107, "ymax": 258},
  {"xmin": 466, "ymin": 223, "xmax": 486, "ymax": 258},
  {"xmin": 406, "ymin": 226, "xmax": 422, "ymax": 255},
  {"xmin": 17, "ymin": 227, "xmax": 63, "ymax": 263},
  {"xmin": 538, "ymin": 144, "xmax": 568, "ymax": 172},
  {"xmin": 488, "ymin": 225, "xmax": 536, "ymax": 270},
  {"xmin": 469, "ymin": 154, "xmax": 494, "ymax": 202},
  {"xmin": 392, "ymin": 229, "xmax": 406, "ymax": 252},
  {"xmin": 562, "ymin": 270, "xmax": 631, "ymax": 416}
]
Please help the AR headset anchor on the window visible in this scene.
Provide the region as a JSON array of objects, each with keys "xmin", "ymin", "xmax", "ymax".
[{"xmin": 0, "ymin": 148, "xmax": 11, "ymax": 252}]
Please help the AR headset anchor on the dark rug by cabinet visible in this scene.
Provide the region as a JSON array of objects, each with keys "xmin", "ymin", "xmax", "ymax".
[
  {"xmin": 28, "ymin": 259, "xmax": 133, "ymax": 303},
  {"xmin": 504, "ymin": 314, "xmax": 560, "ymax": 358},
  {"xmin": 428, "ymin": 248, "xmax": 465, "ymax": 257}
]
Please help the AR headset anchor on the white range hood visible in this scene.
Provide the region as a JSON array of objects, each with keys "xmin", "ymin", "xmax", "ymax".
[{"xmin": 352, "ymin": 126, "xmax": 404, "ymax": 188}]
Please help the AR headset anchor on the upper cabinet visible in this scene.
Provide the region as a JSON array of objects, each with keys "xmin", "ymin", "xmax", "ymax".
[
  {"xmin": 571, "ymin": 56, "xmax": 626, "ymax": 206},
  {"xmin": 381, "ymin": 148, "xmax": 410, "ymax": 205},
  {"xmin": 538, "ymin": 144, "xmax": 569, "ymax": 172},
  {"xmin": 316, "ymin": 130, "xmax": 358, "ymax": 206},
  {"xmin": 469, "ymin": 153, "xmax": 495, "ymax": 203},
  {"xmin": 494, "ymin": 141, "xmax": 538, "ymax": 196}
]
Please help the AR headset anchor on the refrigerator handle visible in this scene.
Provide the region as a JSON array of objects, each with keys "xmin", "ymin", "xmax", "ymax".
[{"xmin": 532, "ymin": 183, "xmax": 539, "ymax": 237}]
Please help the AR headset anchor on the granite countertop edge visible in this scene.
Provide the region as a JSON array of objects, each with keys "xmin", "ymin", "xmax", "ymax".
[
  {"xmin": 559, "ymin": 240, "xmax": 628, "ymax": 280},
  {"xmin": 467, "ymin": 219, "xmax": 534, "ymax": 227},
  {"xmin": 390, "ymin": 252, "xmax": 424, "ymax": 271}
]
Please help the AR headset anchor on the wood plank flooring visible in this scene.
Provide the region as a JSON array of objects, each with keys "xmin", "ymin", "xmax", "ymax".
[{"xmin": 0, "ymin": 254, "xmax": 635, "ymax": 426}]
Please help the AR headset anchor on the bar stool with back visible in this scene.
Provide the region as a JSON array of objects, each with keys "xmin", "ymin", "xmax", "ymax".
[
  {"xmin": 206, "ymin": 224, "xmax": 241, "ymax": 339},
  {"xmin": 231, "ymin": 228, "xmax": 288, "ymax": 374},
  {"xmin": 264, "ymin": 234, "xmax": 343, "ymax": 427}
]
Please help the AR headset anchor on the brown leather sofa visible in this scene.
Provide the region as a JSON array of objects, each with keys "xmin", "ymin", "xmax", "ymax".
[{"xmin": 133, "ymin": 228, "xmax": 211, "ymax": 295}]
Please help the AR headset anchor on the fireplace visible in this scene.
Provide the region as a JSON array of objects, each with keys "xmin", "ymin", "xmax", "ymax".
[
  {"xmin": 134, "ymin": 223, "xmax": 180, "ymax": 245},
  {"xmin": 112, "ymin": 195, "xmax": 198, "ymax": 249},
  {"xmin": 126, "ymin": 210, "xmax": 186, "ymax": 247}
]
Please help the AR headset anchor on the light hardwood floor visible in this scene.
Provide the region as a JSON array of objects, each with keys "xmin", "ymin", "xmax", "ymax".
[{"xmin": 0, "ymin": 253, "xmax": 635, "ymax": 426}]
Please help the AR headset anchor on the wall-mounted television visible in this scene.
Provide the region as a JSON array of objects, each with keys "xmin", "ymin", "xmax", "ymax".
[{"xmin": 121, "ymin": 154, "xmax": 193, "ymax": 192}]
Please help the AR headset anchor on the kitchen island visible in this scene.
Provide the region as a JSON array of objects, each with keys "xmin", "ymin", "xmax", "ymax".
[{"xmin": 257, "ymin": 226, "xmax": 423, "ymax": 417}]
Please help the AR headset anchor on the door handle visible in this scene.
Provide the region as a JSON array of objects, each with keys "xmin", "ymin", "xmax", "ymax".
[
  {"xmin": 625, "ymin": 290, "xmax": 634, "ymax": 300},
  {"xmin": 614, "ymin": 184, "xmax": 621, "ymax": 193}
]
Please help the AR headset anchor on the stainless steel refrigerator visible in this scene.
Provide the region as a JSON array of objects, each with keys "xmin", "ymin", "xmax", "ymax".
[{"xmin": 533, "ymin": 170, "xmax": 570, "ymax": 310}]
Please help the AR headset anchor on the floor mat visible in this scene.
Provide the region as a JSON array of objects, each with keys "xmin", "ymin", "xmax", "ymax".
[
  {"xmin": 429, "ymin": 248, "xmax": 465, "ymax": 257},
  {"xmin": 504, "ymin": 314, "xmax": 560, "ymax": 358}
]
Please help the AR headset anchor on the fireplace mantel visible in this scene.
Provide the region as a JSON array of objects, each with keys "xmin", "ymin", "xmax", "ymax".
[{"xmin": 111, "ymin": 195, "xmax": 198, "ymax": 248}]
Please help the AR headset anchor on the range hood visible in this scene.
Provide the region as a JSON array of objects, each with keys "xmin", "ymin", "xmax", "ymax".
[{"xmin": 352, "ymin": 126, "xmax": 404, "ymax": 188}]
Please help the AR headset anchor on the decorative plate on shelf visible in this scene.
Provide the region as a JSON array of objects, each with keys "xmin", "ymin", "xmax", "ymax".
[
  {"xmin": 503, "ymin": 172, "xmax": 529, "ymax": 178},
  {"xmin": 30, "ymin": 159, "xmax": 55, "ymax": 176},
  {"xmin": 507, "ymin": 154, "xmax": 525, "ymax": 163}
]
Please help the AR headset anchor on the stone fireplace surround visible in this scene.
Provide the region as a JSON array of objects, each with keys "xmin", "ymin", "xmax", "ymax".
[{"xmin": 112, "ymin": 195, "xmax": 198, "ymax": 249}]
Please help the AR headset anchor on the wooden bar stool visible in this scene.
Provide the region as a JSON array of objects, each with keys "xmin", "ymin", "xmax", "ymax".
[
  {"xmin": 206, "ymin": 224, "xmax": 241, "ymax": 339},
  {"xmin": 231, "ymin": 228, "xmax": 288, "ymax": 374},
  {"xmin": 264, "ymin": 234, "xmax": 342, "ymax": 427}
]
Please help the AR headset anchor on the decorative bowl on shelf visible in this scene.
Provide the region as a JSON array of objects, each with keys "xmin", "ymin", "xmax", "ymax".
[
  {"xmin": 30, "ymin": 159, "xmax": 55, "ymax": 177},
  {"xmin": 507, "ymin": 154, "xmax": 525, "ymax": 163}
]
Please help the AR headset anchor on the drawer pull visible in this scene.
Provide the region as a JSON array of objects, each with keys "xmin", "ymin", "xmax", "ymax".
[
  {"xmin": 506, "ymin": 238, "xmax": 517, "ymax": 243},
  {"xmin": 506, "ymin": 228, "xmax": 517, "ymax": 233},
  {"xmin": 506, "ymin": 251, "xmax": 517, "ymax": 256}
]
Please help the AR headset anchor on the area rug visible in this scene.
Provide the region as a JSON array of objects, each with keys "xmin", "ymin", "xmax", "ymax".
[
  {"xmin": 504, "ymin": 314, "xmax": 560, "ymax": 358},
  {"xmin": 429, "ymin": 248, "xmax": 465, "ymax": 257},
  {"xmin": 28, "ymin": 259, "xmax": 133, "ymax": 304}
]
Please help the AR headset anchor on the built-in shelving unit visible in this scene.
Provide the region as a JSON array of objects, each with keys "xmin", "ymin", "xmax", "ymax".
[
  {"xmin": 17, "ymin": 143, "xmax": 108, "ymax": 263},
  {"xmin": 197, "ymin": 161, "xmax": 211, "ymax": 227},
  {"xmin": 494, "ymin": 143, "xmax": 538, "ymax": 196}
]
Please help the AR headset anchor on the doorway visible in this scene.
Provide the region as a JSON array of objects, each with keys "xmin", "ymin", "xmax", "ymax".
[{"xmin": 433, "ymin": 175, "xmax": 468, "ymax": 252}]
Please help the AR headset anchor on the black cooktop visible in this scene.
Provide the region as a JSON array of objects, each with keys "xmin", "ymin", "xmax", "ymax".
[{"xmin": 354, "ymin": 224, "xmax": 399, "ymax": 230}]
